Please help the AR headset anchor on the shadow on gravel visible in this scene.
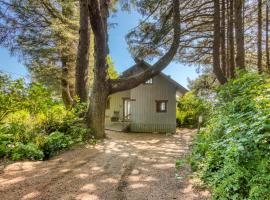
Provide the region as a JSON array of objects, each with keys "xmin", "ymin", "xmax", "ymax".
[{"xmin": 0, "ymin": 129, "xmax": 210, "ymax": 200}]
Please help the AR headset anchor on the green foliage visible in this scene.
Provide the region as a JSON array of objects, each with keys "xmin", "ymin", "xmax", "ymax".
[
  {"xmin": 175, "ymin": 159, "xmax": 184, "ymax": 168},
  {"xmin": 41, "ymin": 132, "xmax": 72, "ymax": 159},
  {"xmin": 176, "ymin": 92, "xmax": 211, "ymax": 128},
  {"xmin": 106, "ymin": 55, "xmax": 119, "ymax": 79},
  {"xmin": 10, "ymin": 143, "xmax": 44, "ymax": 161},
  {"xmin": 0, "ymin": 73, "xmax": 92, "ymax": 161},
  {"xmin": 190, "ymin": 71, "xmax": 270, "ymax": 199}
]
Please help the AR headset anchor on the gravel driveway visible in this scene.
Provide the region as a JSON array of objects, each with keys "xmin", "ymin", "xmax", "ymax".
[{"xmin": 0, "ymin": 129, "xmax": 209, "ymax": 200}]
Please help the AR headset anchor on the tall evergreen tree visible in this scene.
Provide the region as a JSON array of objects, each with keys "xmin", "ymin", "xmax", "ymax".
[{"xmin": 0, "ymin": 0, "xmax": 79, "ymax": 107}]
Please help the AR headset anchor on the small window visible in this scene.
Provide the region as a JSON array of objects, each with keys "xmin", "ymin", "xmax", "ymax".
[
  {"xmin": 106, "ymin": 98, "xmax": 110, "ymax": 109},
  {"xmin": 145, "ymin": 78, "xmax": 153, "ymax": 84},
  {"xmin": 156, "ymin": 100, "xmax": 168, "ymax": 113}
]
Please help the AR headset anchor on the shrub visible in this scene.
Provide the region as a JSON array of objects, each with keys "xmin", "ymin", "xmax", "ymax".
[
  {"xmin": 176, "ymin": 92, "xmax": 211, "ymax": 128},
  {"xmin": 0, "ymin": 73, "xmax": 93, "ymax": 161},
  {"xmin": 41, "ymin": 131, "xmax": 72, "ymax": 159},
  {"xmin": 10, "ymin": 142, "xmax": 44, "ymax": 161},
  {"xmin": 190, "ymin": 71, "xmax": 270, "ymax": 199}
]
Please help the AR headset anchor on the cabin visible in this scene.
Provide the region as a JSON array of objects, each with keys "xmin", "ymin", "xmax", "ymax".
[{"xmin": 105, "ymin": 65, "xmax": 188, "ymax": 133}]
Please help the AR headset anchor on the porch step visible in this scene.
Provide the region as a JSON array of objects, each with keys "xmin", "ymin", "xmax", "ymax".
[{"xmin": 105, "ymin": 122, "xmax": 130, "ymax": 132}]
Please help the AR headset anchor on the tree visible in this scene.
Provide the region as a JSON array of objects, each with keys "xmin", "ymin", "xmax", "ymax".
[
  {"xmin": 0, "ymin": 0, "xmax": 79, "ymax": 107},
  {"xmin": 266, "ymin": 3, "xmax": 270, "ymax": 72},
  {"xmin": 221, "ymin": 0, "xmax": 227, "ymax": 75},
  {"xmin": 76, "ymin": 0, "xmax": 91, "ymax": 103},
  {"xmin": 234, "ymin": 0, "xmax": 245, "ymax": 69},
  {"xmin": 213, "ymin": 0, "xmax": 227, "ymax": 84},
  {"xmin": 85, "ymin": 0, "xmax": 180, "ymax": 138},
  {"xmin": 228, "ymin": 0, "xmax": 235, "ymax": 77},
  {"xmin": 257, "ymin": 0, "xmax": 263, "ymax": 73}
]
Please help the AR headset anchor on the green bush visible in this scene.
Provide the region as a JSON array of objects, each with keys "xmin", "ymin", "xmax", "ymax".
[
  {"xmin": 42, "ymin": 132, "xmax": 72, "ymax": 159},
  {"xmin": 190, "ymin": 71, "xmax": 270, "ymax": 199},
  {"xmin": 0, "ymin": 73, "xmax": 93, "ymax": 161},
  {"xmin": 176, "ymin": 92, "xmax": 211, "ymax": 128},
  {"xmin": 9, "ymin": 142, "xmax": 44, "ymax": 161}
]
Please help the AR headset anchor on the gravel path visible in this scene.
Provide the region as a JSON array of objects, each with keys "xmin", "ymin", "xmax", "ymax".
[{"xmin": 0, "ymin": 129, "xmax": 210, "ymax": 200}]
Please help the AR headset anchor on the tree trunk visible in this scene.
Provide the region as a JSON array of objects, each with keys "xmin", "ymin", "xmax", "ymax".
[
  {"xmin": 257, "ymin": 0, "xmax": 263, "ymax": 73},
  {"xmin": 86, "ymin": 79, "xmax": 109, "ymax": 139},
  {"xmin": 76, "ymin": 0, "xmax": 90, "ymax": 102},
  {"xmin": 86, "ymin": 0, "xmax": 110, "ymax": 138},
  {"xmin": 213, "ymin": 0, "xmax": 227, "ymax": 84},
  {"xmin": 228, "ymin": 0, "xmax": 235, "ymax": 77},
  {"xmin": 221, "ymin": 0, "xmax": 227, "ymax": 76},
  {"xmin": 234, "ymin": 0, "xmax": 245, "ymax": 70},
  {"xmin": 61, "ymin": 59, "xmax": 75, "ymax": 108},
  {"xmin": 267, "ymin": 4, "xmax": 270, "ymax": 73}
]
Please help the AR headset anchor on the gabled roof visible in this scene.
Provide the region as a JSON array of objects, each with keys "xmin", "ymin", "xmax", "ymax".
[{"xmin": 121, "ymin": 63, "xmax": 189, "ymax": 95}]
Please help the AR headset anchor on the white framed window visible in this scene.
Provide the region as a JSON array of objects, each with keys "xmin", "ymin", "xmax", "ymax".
[{"xmin": 156, "ymin": 100, "xmax": 168, "ymax": 113}]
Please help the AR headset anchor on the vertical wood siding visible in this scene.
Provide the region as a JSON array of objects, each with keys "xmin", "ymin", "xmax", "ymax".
[
  {"xmin": 105, "ymin": 75, "xmax": 178, "ymax": 133},
  {"xmin": 105, "ymin": 90, "xmax": 130, "ymax": 125},
  {"xmin": 130, "ymin": 75, "xmax": 177, "ymax": 133}
]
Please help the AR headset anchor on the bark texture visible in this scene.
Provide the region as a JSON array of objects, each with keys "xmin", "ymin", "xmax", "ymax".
[
  {"xmin": 257, "ymin": 0, "xmax": 262, "ymax": 73},
  {"xmin": 228, "ymin": 0, "xmax": 235, "ymax": 77},
  {"xmin": 76, "ymin": 0, "xmax": 90, "ymax": 102},
  {"xmin": 61, "ymin": 57, "xmax": 75, "ymax": 108},
  {"xmin": 213, "ymin": 0, "xmax": 227, "ymax": 84},
  {"xmin": 87, "ymin": 0, "xmax": 110, "ymax": 138},
  {"xmin": 221, "ymin": 0, "xmax": 227, "ymax": 75},
  {"xmin": 234, "ymin": 0, "xmax": 245, "ymax": 69},
  {"xmin": 267, "ymin": 5, "xmax": 270, "ymax": 73}
]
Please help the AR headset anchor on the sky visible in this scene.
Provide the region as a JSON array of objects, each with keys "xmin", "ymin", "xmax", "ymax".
[{"xmin": 0, "ymin": 8, "xmax": 199, "ymax": 88}]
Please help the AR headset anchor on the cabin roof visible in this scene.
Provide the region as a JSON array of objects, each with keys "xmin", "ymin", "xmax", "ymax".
[{"xmin": 121, "ymin": 62, "xmax": 189, "ymax": 95}]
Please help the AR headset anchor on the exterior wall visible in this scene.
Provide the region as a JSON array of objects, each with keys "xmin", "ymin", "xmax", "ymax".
[
  {"xmin": 130, "ymin": 75, "xmax": 177, "ymax": 133},
  {"xmin": 105, "ymin": 90, "xmax": 130, "ymax": 125}
]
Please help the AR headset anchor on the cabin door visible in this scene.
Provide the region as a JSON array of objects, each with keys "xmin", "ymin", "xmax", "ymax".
[{"xmin": 123, "ymin": 98, "xmax": 131, "ymax": 121}]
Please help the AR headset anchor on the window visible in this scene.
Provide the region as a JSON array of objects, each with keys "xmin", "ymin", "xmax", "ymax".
[
  {"xmin": 106, "ymin": 98, "xmax": 110, "ymax": 109},
  {"xmin": 156, "ymin": 100, "xmax": 168, "ymax": 112},
  {"xmin": 145, "ymin": 78, "xmax": 153, "ymax": 84}
]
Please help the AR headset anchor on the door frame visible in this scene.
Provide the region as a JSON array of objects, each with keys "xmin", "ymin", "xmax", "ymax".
[{"xmin": 122, "ymin": 98, "xmax": 131, "ymax": 121}]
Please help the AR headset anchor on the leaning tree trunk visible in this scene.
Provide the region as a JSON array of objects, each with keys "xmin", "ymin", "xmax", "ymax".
[
  {"xmin": 266, "ymin": 4, "xmax": 270, "ymax": 73},
  {"xmin": 213, "ymin": 0, "xmax": 227, "ymax": 84},
  {"xmin": 257, "ymin": 0, "xmax": 263, "ymax": 73},
  {"xmin": 76, "ymin": 0, "xmax": 90, "ymax": 103},
  {"xmin": 234, "ymin": 0, "xmax": 245, "ymax": 70}
]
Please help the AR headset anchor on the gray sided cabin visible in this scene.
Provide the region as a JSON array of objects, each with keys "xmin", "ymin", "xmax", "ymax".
[{"xmin": 105, "ymin": 66, "xmax": 188, "ymax": 133}]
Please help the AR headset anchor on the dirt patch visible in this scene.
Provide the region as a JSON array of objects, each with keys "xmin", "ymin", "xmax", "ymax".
[{"xmin": 0, "ymin": 129, "xmax": 210, "ymax": 200}]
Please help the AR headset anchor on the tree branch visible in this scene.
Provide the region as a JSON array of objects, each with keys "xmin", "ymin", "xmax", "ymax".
[{"xmin": 109, "ymin": 0, "xmax": 180, "ymax": 94}]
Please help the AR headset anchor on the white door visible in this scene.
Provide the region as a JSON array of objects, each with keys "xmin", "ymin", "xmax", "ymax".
[{"xmin": 123, "ymin": 99, "xmax": 131, "ymax": 120}]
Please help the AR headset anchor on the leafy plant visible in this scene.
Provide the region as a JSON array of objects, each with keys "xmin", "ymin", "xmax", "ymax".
[
  {"xmin": 176, "ymin": 92, "xmax": 211, "ymax": 128},
  {"xmin": 0, "ymin": 73, "xmax": 93, "ymax": 161},
  {"xmin": 190, "ymin": 71, "xmax": 270, "ymax": 199},
  {"xmin": 41, "ymin": 132, "xmax": 72, "ymax": 159}
]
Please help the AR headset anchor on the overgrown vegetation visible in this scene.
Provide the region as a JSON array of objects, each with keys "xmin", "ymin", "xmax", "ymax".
[
  {"xmin": 0, "ymin": 73, "xmax": 92, "ymax": 161},
  {"xmin": 190, "ymin": 71, "xmax": 270, "ymax": 199},
  {"xmin": 176, "ymin": 92, "xmax": 211, "ymax": 128}
]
